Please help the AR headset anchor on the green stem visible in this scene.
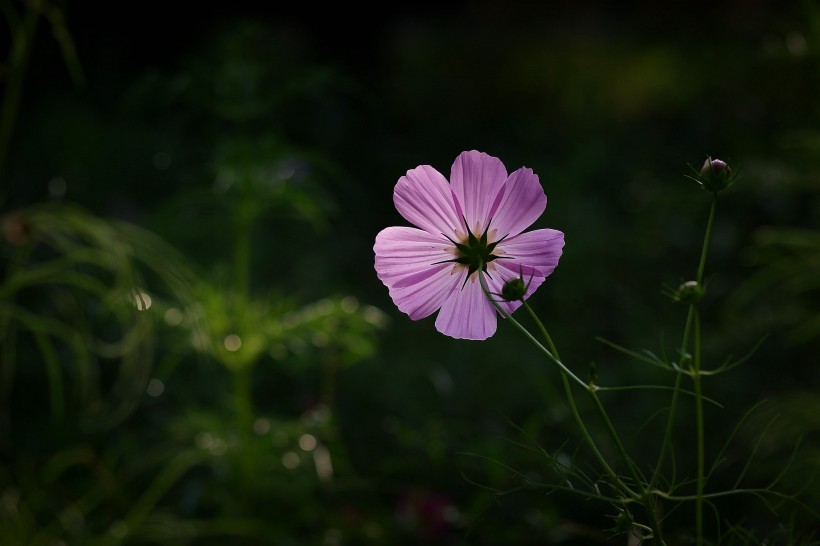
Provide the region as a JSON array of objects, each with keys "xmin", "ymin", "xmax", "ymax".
[
  {"xmin": 480, "ymin": 281, "xmax": 587, "ymax": 389},
  {"xmin": 523, "ymin": 301, "xmax": 666, "ymax": 544},
  {"xmin": 525, "ymin": 303, "xmax": 643, "ymax": 482},
  {"xmin": 692, "ymin": 193, "xmax": 716, "ymax": 546},
  {"xmin": 696, "ymin": 193, "xmax": 718, "ymax": 285},
  {"xmin": 651, "ymin": 193, "xmax": 717, "ymax": 482},
  {"xmin": 477, "ymin": 272, "xmax": 637, "ymax": 500},
  {"xmin": 649, "ymin": 311, "xmax": 687, "ymax": 491},
  {"xmin": 693, "ymin": 310, "xmax": 705, "ymax": 545}
]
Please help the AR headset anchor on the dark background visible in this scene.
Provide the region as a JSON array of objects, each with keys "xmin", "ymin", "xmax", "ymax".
[{"xmin": 1, "ymin": 1, "xmax": 818, "ymax": 544}]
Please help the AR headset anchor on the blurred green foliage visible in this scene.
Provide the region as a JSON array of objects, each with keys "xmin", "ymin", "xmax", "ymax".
[{"xmin": 1, "ymin": 1, "xmax": 818, "ymax": 544}]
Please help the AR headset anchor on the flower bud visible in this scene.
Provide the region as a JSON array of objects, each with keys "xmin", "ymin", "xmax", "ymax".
[
  {"xmin": 692, "ymin": 156, "xmax": 736, "ymax": 193},
  {"xmin": 500, "ymin": 277, "xmax": 527, "ymax": 301},
  {"xmin": 607, "ymin": 508, "xmax": 635, "ymax": 536},
  {"xmin": 673, "ymin": 280, "xmax": 704, "ymax": 304}
]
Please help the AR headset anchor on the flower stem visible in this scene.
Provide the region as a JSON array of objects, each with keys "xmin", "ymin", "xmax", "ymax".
[
  {"xmin": 477, "ymin": 272, "xmax": 638, "ymax": 500},
  {"xmin": 522, "ymin": 301, "xmax": 666, "ymax": 545},
  {"xmin": 693, "ymin": 310, "xmax": 705, "ymax": 545},
  {"xmin": 651, "ymin": 192, "xmax": 717, "ymax": 541},
  {"xmin": 693, "ymin": 193, "xmax": 716, "ymax": 546},
  {"xmin": 696, "ymin": 193, "xmax": 718, "ymax": 285},
  {"xmin": 524, "ymin": 302, "xmax": 641, "ymax": 480}
]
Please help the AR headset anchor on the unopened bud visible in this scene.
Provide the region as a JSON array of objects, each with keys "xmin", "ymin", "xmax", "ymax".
[
  {"xmin": 500, "ymin": 277, "xmax": 527, "ymax": 301},
  {"xmin": 692, "ymin": 156, "xmax": 736, "ymax": 193},
  {"xmin": 673, "ymin": 280, "xmax": 704, "ymax": 304}
]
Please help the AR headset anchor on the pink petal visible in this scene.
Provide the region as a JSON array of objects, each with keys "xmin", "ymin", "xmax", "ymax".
[
  {"xmin": 490, "ymin": 167, "xmax": 547, "ymax": 238},
  {"xmin": 495, "ymin": 228, "xmax": 565, "ymax": 278},
  {"xmin": 394, "ymin": 164, "xmax": 461, "ymax": 237},
  {"xmin": 391, "ymin": 268, "xmax": 461, "ymax": 320},
  {"xmin": 374, "ymin": 226, "xmax": 460, "ymax": 319},
  {"xmin": 449, "ymin": 151, "xmax": 508, "ymax": 235},
  {"xmin": 434, "ymin": 276, "xmax": 497, "ymax": 340}
]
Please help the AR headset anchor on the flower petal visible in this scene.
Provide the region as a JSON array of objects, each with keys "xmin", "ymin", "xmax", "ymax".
[
  {"xmin": 394, "ymin": 164, "xmax": 461, "ymax": 237},
  {"xmin": 374, "ymin": 226, "xmax": 460, "ymax": 319},
  {"xmin": 434, "ymin": 276, "xmax": 497, "ymax": 340},
  {"xmin": 390, "ymin": 268, "xmax": 462, "ymax": 320},
  {"xmin": 495, "ymin": 228, "xmax": 565, "ymax": 278},
  {"xmin": 490, "ymin": 167, "xmax": 547, "ymax": 238},
  {"xmin": 449, "ymin": 150, "xmax": 508, "ymax": 235}
]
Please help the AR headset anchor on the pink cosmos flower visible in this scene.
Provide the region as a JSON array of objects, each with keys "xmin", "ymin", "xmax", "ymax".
[{"xmin": 374, "ymin": 150, "xmax": 565, "ymax": 340}]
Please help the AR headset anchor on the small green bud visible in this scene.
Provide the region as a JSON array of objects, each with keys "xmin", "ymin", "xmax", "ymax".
[
  {"xmin": 673, "ymin": 280, "xmax": 705, "ymax": 304},
  {"xmin": 606, "ymin": 508, "xmax": 635, "ymax": 537},
  {"xmin": 691, "ymin": 156, "xmax": 736, "ymax": 193},
  {"xmin": 500, "ymin": 277, "xmax": 527, "ymax": 301}
]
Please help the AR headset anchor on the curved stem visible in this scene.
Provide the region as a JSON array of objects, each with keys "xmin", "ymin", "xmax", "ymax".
[
  {"xmin": 483, "ymin": 280, "xmax": 587, "ymax": 389},
  {"xmin": 523, "ymin": 301, "xmax": 666, "ymax": 544},
  {"xmin": 477, "ymin": 271, "xmax": 638, "ymax": 500},
  {"xmin": 525, "ymin": 303, "xmax": 643, "ymax": 482}
]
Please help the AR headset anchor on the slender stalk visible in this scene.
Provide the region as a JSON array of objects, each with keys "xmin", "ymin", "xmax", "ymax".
[
  {"xmin": 696, "ymin": 194, "xmax": 718, "ymax": 284},
  {"xmin": 525, "ymin": 302, "xmax": 644, "ymax": 482},
  {"xmin": 692, "ymin": 193, "xmax": 716, "ymax": 546},
  {"xmin": 649, "ymin": 314, "xmax": 687, "ymax": 490},
  {"xmin": 651, "ymin": 193, "xmax": 717, "ymax": 487},
  {"xmin": 523, "ymin": 301, "xmax": 666, "ymax": 544},
  {"xmin": 477, "ymin": 272, "xmax": 638, "ymax": 500},
  {"xmin": 485, "ymin": 283, "xmax": 587, "ymax": 389},
  {"xmin": 693, "ymin": 310, "xmax": 705, "ymax": 545}
]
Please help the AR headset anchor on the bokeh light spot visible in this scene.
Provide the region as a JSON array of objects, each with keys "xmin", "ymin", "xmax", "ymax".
[
  {"xmin": 340, "ymin": 295, "xmax": 359, "ymax": 313},
  {"xmin": 59, "ymin": 505, "xmax": 84, "ymax": 533},
  {"xmin": 270, "ymin": 343, "xmax": 287, "ymax": 360},
  {"xmin": 133, "ymin": 291, "xmax": 152, "ymax": 310},
  {"xmin": 224, "ymin": 334, "xmax": 242, "ymax": 351},
  {"xmin": 786, "ymin": 31, "xmax": 807, "ymax": 56},
  {"xmin": 311, "ymin": 332, "xmax": 329, "ymax": 347},
  {"xmin": 298, "ymin": 434, "xmax": 317, "ymax": 451},
  {"xmin": 195, "ymin": 432, "xmax": 214, "ymax": 449},
  {"xmin": 164, "ymin": 307, "xmax": 183, "ymax": 326},
  {"xmin": 253, "ymin": 418, "xmax": 270, "ymax": 435},
  {"xmin": 363, "ymin": 305, "xmax": 388, "ymax": 327},
  {"xmin": 282, "ymin": 451, "xmax": 300, "ymax": 469},
  {"xmin": 146, "ymin": 378, "xmax": 165, "ymax": 397},
  {"xmin": 278, "ymin": 165, "xmax": 295, "ymax": 180}
]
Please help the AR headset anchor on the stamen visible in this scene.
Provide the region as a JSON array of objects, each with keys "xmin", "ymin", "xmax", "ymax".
[{"xmin": 446, "ymin": 218, "xmax": 507, "ymax": 289}]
